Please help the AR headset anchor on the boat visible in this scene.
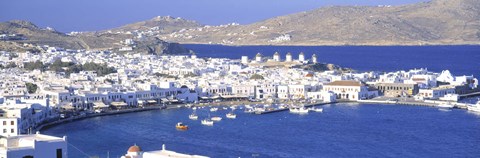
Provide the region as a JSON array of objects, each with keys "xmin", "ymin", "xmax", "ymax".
[
  {"xmin": 189, "ymin": 113, "xmax": 198, "ymax": 120},
  {"xmin": 226, "ymin": 112, "xmax": 236, "ymax": 119},
  {"xmin": 175, "ymin": 122, "xmax": 188, "ymax": 130},
  {"xmin": 468, "ymin": 101, "xmax": 480, "ymax": 113},
  {"xmin": 289, "ymin": 107, "xmax": 309, "ymax": 114},
  {"xmin": 192, "ymin": 107, "xmax": 197, "ymax": 110},
  {"xmin": 244, "ymin": 108, "xmax": 254, "ymax": 113},
  {"xmin": 309, "ymin": 107, "xmax": 323, "ymax": 112},
  {"xmin": 201, "ymin": 119, "xmax": 214, "ymax": 126},
  {"xmin": 436, "ymin": 103, "xmax": 455, "ymax": 109},
  {"xmin": 211, "ymin": 116, "xmax": 222, "ymax": 121},
  {"xmin": 210, "ymin": 107, "xmax": 218, "ymax": 112}
]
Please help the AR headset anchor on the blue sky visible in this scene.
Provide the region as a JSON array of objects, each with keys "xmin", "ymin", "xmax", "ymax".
[{"xmin": 0, "ymin": 0, "xmax": 429, "ymax": 32}]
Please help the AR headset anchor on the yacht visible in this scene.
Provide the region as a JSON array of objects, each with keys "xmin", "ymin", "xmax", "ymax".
[
  {"xmin": 468, "ymin": 101, "xmax": 480, "ymax": 113},
  {"xmin": 226, "ymin": 112, "xmax": 237, "ymax": 119},
  {"xmin": 211, "ymin": 116, "xmax": 222, "ymax": 121},
  {"xmin": 201, "ymin": 119, "xmax": 214, "ymax": 126}
]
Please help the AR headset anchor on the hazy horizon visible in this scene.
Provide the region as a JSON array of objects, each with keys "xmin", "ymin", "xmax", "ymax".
[{"xmin": 1, "ymin": 0, "xmax": 428, "ymax": 32}]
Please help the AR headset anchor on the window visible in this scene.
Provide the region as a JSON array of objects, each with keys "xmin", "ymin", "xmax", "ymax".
[
  {"xmin": 11, "ymin": 121, "xmax": 14, "ymax": 125},
  {"xmin": 2, "ymin": 121, "xmax": 5, "ymax": 125},
  {"xmin": 11, "ymin": 128, "xmax": 14, "ymax": 133},
  {"xmin": 56, "ymin": 148, "xmax": 63, "ymax": 158},
  {"xmin": 3, "ymin": 129, "xmax": 6, "ymax": 133}
]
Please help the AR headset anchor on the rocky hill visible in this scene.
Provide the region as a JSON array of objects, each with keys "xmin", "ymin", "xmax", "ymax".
[
  {"xmin": 154, "ymin": 0, "xmax": 480, "ymax": 45},
  {"xmin": 110, "ymin": 16, "xmax": 202, "ymax": 33},
  {"xmin": 0, "ymin": 20, "xmax": 190, "ymax": 54}
]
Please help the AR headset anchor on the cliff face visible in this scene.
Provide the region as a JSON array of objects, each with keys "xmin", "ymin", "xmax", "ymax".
[{"xmin": 152, "ymin": 0, "xmax": 480, "ymax": 45}]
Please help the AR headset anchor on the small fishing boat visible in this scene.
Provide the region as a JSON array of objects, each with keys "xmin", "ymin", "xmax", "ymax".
[
  {"xmin": 226, "ymin": 112, "xmax": 236, "ymax": 119},
  {"xmin": 308, "ymin": 107, "xmax": 323, "ymax": 112},
  {"xmin": 201, "ymin": 119, "xmax": 214, "ymax": 126},
  {"xmin": 210, "ymin": 107, "xmax": 218, "ymax": 112},
  {"xmin": 176, "ymin": 122, "xmax": 188, "ymax": 130},
  {"xmin": 244, "ymin": 108, "xmax": 254, "ymax": 113},
  {"xmin": 189, "ymin": 113, "xmax": 198, "ymax": 120},
  {"xmin": 211, "ymin": 116, "xmax": 222, "ymax": 121},
  {"xmin": 290, "ymin": 107, "xmax": 309, "ymax": 114},
  {"xmin": 436, "ymin": 103, "xmax": 454, "ymax": 109}
]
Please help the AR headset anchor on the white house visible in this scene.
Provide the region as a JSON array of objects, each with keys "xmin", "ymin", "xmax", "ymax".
[
  {"xmin": 323, "ymin": 80, "xmax": 378, "ymax": 101},
  {"xmin": 0, "ymin": 132, "xmax": 68, "ymax": 158}
]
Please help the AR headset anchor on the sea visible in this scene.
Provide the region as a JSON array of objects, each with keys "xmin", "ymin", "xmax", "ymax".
[{"xmin": 43, "ymin": 45, "xmax": 480, "ymax": 158}]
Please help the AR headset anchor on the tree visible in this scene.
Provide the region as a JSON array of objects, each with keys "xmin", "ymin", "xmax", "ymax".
[
  {"xmin": 250, "ymin": 74, "xmax": 264, "ymax": 80},
  {"xmin": 24, "ymin": 61, "xmax": 46, "ymax": 71},
  {"xmin": 25, "ymin": 82, "xmax": 38, "ymax": 94}
]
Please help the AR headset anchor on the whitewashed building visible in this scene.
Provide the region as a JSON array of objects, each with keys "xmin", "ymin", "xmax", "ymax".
[{"xmin": 0, "ymin": 132, "xmax": 68, "ymax": 158}]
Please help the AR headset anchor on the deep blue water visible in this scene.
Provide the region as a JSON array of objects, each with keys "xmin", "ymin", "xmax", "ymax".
[
  {"xmin": 184, "ymin": 45, "xmax": 480, "ymax": 78},
  {"xmin": 43, "ymin": 103, "xmax": 480, "ymax": 158},
  {"xmin": 42, "ymin": 46, "xmax": 480, "ymax": 157}
]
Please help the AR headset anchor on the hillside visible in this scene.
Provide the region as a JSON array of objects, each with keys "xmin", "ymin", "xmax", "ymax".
[
  {"xmin": 153, "ymin": 0, "xmax": 480, "ymax": 45},
  {"xmin": 0, "ymin": 20, "xmax": 190, "ymax": 54}
]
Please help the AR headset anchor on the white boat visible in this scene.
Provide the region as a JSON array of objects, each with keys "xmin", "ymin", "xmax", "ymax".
[
  {"xmin": 210, "ymin": 107, "xmax": 218, "ymax": 112},
  {"xmin": 226, "ymin": 112, "xmax": 236, "ymax": 119},
  {"xmin": 211, "ymin": 116, "xmax": 222, "ymax": 121},
  {"xmin": 437, "ymin": 103, "xmax": 455, "ymax": 109},
  {"xmin": 189, "ymin": 114, "xmax": 198, "ymax": 120},
  {"xmin": 468, "ymin": 101, "xmax": 480, "ymax": 112},
  {"xmin": 254, "ymin": 107, "xmax": 266, "ymax": 112},
  {"xmin": 290, "ymin": 107, "xmax": 309, "ymax": 114},
  {"xmin": 201, "ymin": 119, "xmax": 214, "ymax": 126},
  {"xmin": 244, "ymin": 108, "xmax": 254, "ymax": 113},
  {"xmin": 308, "ymin": 107, "xmax": 323, "ymax": 112},
  {"xmin": 192, "ymin": 107, "xmax": 197, "ymax": 110}
]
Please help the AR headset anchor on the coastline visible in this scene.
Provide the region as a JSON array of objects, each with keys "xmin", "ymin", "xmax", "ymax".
[{"xmin": 36, "ymin": 97, "xmax": 477, "ymax": 132}]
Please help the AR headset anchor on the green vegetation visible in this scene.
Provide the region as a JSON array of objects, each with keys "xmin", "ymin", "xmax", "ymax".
[
  {"xmin": 183, "ymin": 72, "xmax": 198, "ymax": 78},
  {"xmin": 23, "ymin": 60, "xmax": 116, "ymax": 77},
  {"xmin": 25, "ymin": 82, "xmax": 38, "ymax": 94},
  {"xmin": 154, "ymin": 72, "xmax": 178, "ymax": 79},
  {"xmin": 0, "ymin": 63, "xmax": 18, "ymax": 69},
  {"xmin": 24, "ymin": 61, "xmax": 47, "ymax": 71},
  {"xmin": 250, "ymin": 74, "xmax": 264, "ymax": 80}
]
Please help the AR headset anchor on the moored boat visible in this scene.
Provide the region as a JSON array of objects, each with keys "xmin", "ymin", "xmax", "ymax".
[
  {"xmin": 226, "ymin": 112, "xmax": 236, "ymax": 119},
  {"xmin": 210, "ymin": 107, "xmax": 218, "ymax": 112},
  {"xmin": 309, "ymin": 107, "xmax": 323, "ymax": 112},
  {"xmin": 290, "ymin": 107, "xmax": 309, "ymax": 114},
  {"xmin": 176, "ymin": 122, "xmax": 188, "ymax": 130},
  {"xmin": 189, "ymin": 113, "xmax": 198, "ymax": 120},
  {"xmin": 201, "ymin": 119, "xmax": 214, "ymax": 126},
  {"xmin": 211, "ymin": 116, "xmax": 222, "ymax": 121},
  {"xmin": 437, "ymin": 103, "xmax": 455, "ymax": 109},
  {"xmin": 468, "ymin": 101, "xmax": 480, "ymax": 112}
]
